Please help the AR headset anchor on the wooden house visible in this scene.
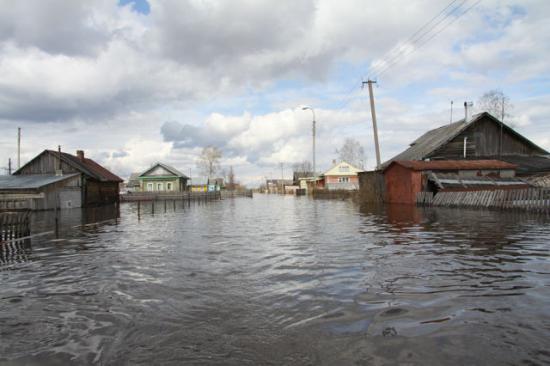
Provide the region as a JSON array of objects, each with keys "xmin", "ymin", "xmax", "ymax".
[
  {"xmin": 383, "ymin": 112, "xmax": 550, "ymax": 175},
  {"xmin": 383, "ymin": 160, "xmax": 528, "ymax": 204},
  {"xmin": 14, "ymin": 149, "xmax": 122, "ymax": 207},
  {"xmin": 323, "ymin": 161, "xmax": 363, "ymax": 190},
  {"xmin": 138, "ymin": 163, "xmax": 189, "ymax": 192}
]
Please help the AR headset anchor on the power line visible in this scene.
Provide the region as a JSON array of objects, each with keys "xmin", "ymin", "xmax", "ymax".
[
  {"xmin": 367, "ymin": 0, "xmax": 464, "ymax": 77},
  {"xmin": 331, "ymin": 0, "xmax": 473, "ymax": 115},
  {"xmin": 373, "ymin": 0, "xmax": 482, "ymax": 79}
]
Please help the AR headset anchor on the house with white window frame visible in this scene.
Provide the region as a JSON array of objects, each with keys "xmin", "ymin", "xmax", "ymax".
[
  {"xmin": 137, "ymin": 162, "xmax": 189, "ymax": 192},
  {"xmin": 323, "ymin": 161, "xmax": 363, "ymax": 190}
]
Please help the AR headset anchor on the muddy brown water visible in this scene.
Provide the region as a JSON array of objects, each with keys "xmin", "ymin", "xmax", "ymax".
[{"xmin": 1, "ymin": 194, "xmax": 550, "ymax": 365}]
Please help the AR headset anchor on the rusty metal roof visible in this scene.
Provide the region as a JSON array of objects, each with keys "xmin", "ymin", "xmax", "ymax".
[
  {"xmin": 386, "ymin": 159, "xmax": 517, "ymax": 172},
  {"xmin": 17, "ymin": 150, "xmax": 123, "ymax": 182}
]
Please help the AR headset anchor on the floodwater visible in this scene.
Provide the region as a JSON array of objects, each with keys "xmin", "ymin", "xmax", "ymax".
[{"xmin": 1, "ymin": 194, "xmax": 550, "ymax": 365}]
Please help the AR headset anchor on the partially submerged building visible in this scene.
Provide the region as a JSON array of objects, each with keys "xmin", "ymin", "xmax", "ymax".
[
  {"xmin": 383, "ymin": 160, "xmax": 528, "ymax": 204},
  {"xmin": 13, "ymin": 149, "xmax": 122, "ymax": 208},
  {"xmin": 0, "ymin": 173, "xmax": 81, "ymax": 210},
  {"xmin": 383, "ymin": 112, "xmax": 550, "ymax": 174},
  {"xmin": 138, "ymin": 163, "xmax": 189, "ymax": 192}
]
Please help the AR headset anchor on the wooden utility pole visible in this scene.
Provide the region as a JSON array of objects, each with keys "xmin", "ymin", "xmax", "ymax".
[
  {"xmin": 363, "ymin": 80, "xmax": 381, "ymax": 168},
  {"xmin": 17, "ymin": 127, "xmax": 21, "ymax": 169}
]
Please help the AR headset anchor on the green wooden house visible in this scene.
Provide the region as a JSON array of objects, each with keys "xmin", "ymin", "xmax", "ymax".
[{"xmin": 138, "ymin": 162, "xmax": 189, "ymax": 192}]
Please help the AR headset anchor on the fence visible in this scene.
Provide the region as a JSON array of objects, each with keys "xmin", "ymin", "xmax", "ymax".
[
  {"xmin": 120, "ymin": 191, "xmax": 221, "ymax": 203},
  {"xmin": 417, "ymin": 188, "xmax": 550, "ymax": 212},
  {"xmin": 0, "ymin": 210, "xmax": 31, "ymax": 242}
]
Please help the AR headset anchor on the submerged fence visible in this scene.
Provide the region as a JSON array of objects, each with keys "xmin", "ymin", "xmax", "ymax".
[
  {"xmin": 417, "ymin": 188, "xmax": 550, "ymax": 212},
  {"xmin": 0, "ymin": 210, "xmax": 31, "ymax": 242},
  {"xmin": 121, "ymin": 190, "xmax": 252, "ymax": 203}
]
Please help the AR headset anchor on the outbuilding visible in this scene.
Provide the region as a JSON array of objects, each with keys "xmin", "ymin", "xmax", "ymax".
[
  {"xmin": 383, "ymin": 160, "xmax": 526, "ymax": 204},
  {"xmin": 14, "ymin": 149, "xmax": 122, "ymax": 207}
]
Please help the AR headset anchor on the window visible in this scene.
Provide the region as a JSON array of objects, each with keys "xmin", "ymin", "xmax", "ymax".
[
  {"xmin": 157, "ymin": 183, "xmax": 164, "ymax": 191},
  {"xmin": 147, "ymin": 183, "xmax": 153, "ymax": 191},
  {"xmin": 338, "ymin": 177, "xmax": 349, "ymax": 183},
  {"xmin": 339, "ymin": 165, "xmax": 350, "ymax": 172},
  {"xmin": 167, "ymin": 182, "xmax": 173, "ymax": 191}
]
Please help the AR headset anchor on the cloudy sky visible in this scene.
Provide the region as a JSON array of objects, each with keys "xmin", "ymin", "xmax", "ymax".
[{"xmin": 0, "ymin": 0, "xmax": 549, "ymax": 185}]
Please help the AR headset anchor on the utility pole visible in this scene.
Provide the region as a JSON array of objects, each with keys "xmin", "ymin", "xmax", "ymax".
[
  {"xmin": 8, "ymin": 158, "xmax": 12, "ymax": 175},
  {"xmin": 499, "ymin": 97, "xmax": 505, "ymax": 158},
  {"xmin": 302, "ymin": 106, "xmax": 316, "ymax": 178},
  {"xmin": 450, "ymin": 100, "xmax": 454, "ymax": 124},
  {"xmin": 17, "ymin": 127, "xmax": 21, "ymax": 169},
  {"xmin": 363, "ymin": 80, "xmax": 381, "ymax": 169}
]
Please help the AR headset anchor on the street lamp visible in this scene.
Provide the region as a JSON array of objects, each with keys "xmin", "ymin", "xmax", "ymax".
[{"xmin": 301, "ymin": 106, "xmax": 316, "ymax": 179}]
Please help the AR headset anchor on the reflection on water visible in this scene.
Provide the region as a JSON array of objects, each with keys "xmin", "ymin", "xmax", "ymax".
[{"xmin": 1, "ymin": 195, "xmax": 549, "ymax": 365}]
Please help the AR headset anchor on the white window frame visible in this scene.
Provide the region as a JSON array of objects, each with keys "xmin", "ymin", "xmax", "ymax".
[
  {"xmin": 167, "ymin": 182, "xmax": 173, "ymax": 191},
  {"xmin": 147, "ymin": 183, "xmax": 154, "ymax": 191},
  {"xmin": 157, "ymin": 182, "xmax": 164, "ymax": 191}
]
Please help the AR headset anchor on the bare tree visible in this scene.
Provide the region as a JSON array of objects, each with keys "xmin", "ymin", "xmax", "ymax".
[
  {"xmin": 477, "ymin": 89, "xmax": 514, "ymax": 126},
  {"xmin": 196, "ymin": 146, "xmax": 222, "ymax": 178},
  {"xmin": 335, "ymin": 138, "xmax": 366, "ymax": 168},
  {"xmin": 292, "ymin": 160, "xmax": 312, "ymax": 174}
]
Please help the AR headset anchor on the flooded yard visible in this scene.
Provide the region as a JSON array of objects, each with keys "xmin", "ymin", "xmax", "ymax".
[{"xmin": 1, "ymin": 194, "xmax": 550, "ymax": 365}]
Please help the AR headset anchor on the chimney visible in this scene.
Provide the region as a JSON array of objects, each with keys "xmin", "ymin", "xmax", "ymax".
[
  {"xmin": 76, "ymin": 150, "xmax": 85, "ymax": 161},
  {"xmin": 464, "ymin": 101, "xmax": 473, "ymax": 123},
  {"xmin": 56, "ymin": 145, "xmax": 63, "ymax": 176},
  {"xmin": 332, "ymin": 159, "xmax": 337, "ymax": 165}
]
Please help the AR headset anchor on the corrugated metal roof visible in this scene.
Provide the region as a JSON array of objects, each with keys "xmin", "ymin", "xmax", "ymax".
[
  {"xmin": 491, "ymin": 155, "xmax": 550, "ymax": 174},
  {"xmin": 0, "ymin": 173, "xmax": 79, "ymax": 190},
  {"xmin": 429, "ymin": 172, "xmax": 528, "ymax": 189},
  {"xmin": 387, "ymin": 160, "xmax": 517, "ymax": 171}
]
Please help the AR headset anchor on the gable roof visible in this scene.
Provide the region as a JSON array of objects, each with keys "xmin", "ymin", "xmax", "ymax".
[
  {"xmin": 384, "ymin": 160, "xmax": 517, "ymax": 172},
  {"xmin": 323, "ymin": 161, "xmax": 363, "ymax": 176},
  {"xmin": 382, "ymin": 112, "xmax": 549, "ymax": 168},
  {"xmin": 14, "ymin": 150, "xmax": 122, "ymax": 182},
  {"xmin": 139, "ymin": 162, "xmax": 188, "ymax": 178}
]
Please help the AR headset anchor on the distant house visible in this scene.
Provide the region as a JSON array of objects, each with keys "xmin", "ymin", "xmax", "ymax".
[
  {"xmin": 383, "ymin": 112, "xmax": 550, "ymax": 175},
  {"xmin": 138, "ymin": 163, "xmax": 189, "ymax": 192},
  {"xmin": 265, "ymin": 179, "xmax": 293, "ymax": 194},
  {"xmin": 126, "ymin": 172, "xmax": 141, "ymax": 192},
  {"xmin": 383, "ymin": 160, "xmax": 528, "ymax": 204},
  {"xmin": 323, "ymin": 161, "xmax": 363, "ymax": 190},
  {"xmin": 14, "ymin": 149, "xmax": 122, "ymax": 207},
  {"xmin": 189, "ymin": 177, "xmax": 209, "ymax": 192}
]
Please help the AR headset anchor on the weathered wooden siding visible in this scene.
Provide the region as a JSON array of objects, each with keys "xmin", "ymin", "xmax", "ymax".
[
  {"xmin": 85, "ymin": 181, "xmax": 119, "ymax": 206},
  {"xmin": 429, "ymin": 116, "xmax": 541, "ymax": 159},
  {"xmin": 17, "ymin": 152, "xmax": 78, "ymax": 175},
  {"xmin": 358, "ymin": 171, "xmax": 385, "ymax": 203}
]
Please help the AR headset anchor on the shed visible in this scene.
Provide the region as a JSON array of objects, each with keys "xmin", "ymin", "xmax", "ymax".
[
  {"xmin": 383, "ymin": 160, "xmax": 520, "ymax": 204},
  {"xmin": 14, "ymin": 149, "xmax": 122, "ymax": 207},
  {"xmin": 0, "ymin": 173, "xmax": 81, "ymax": 210}
]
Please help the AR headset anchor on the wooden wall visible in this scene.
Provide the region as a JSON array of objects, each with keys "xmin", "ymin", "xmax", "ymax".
[
  {"xmin": 85, "ymin": 180, "xmax": 119, "ymax": 206},
  {"xmin": 17, "ymin": 152, "xmax": 79, "ymax": 175},
  {"xmin": 429, "ymin": 116, "xmax": 542, "ymax": 159},
  {"xmin": 358, "ymin": 171, "xmax": 385, "ymax": 203}
]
